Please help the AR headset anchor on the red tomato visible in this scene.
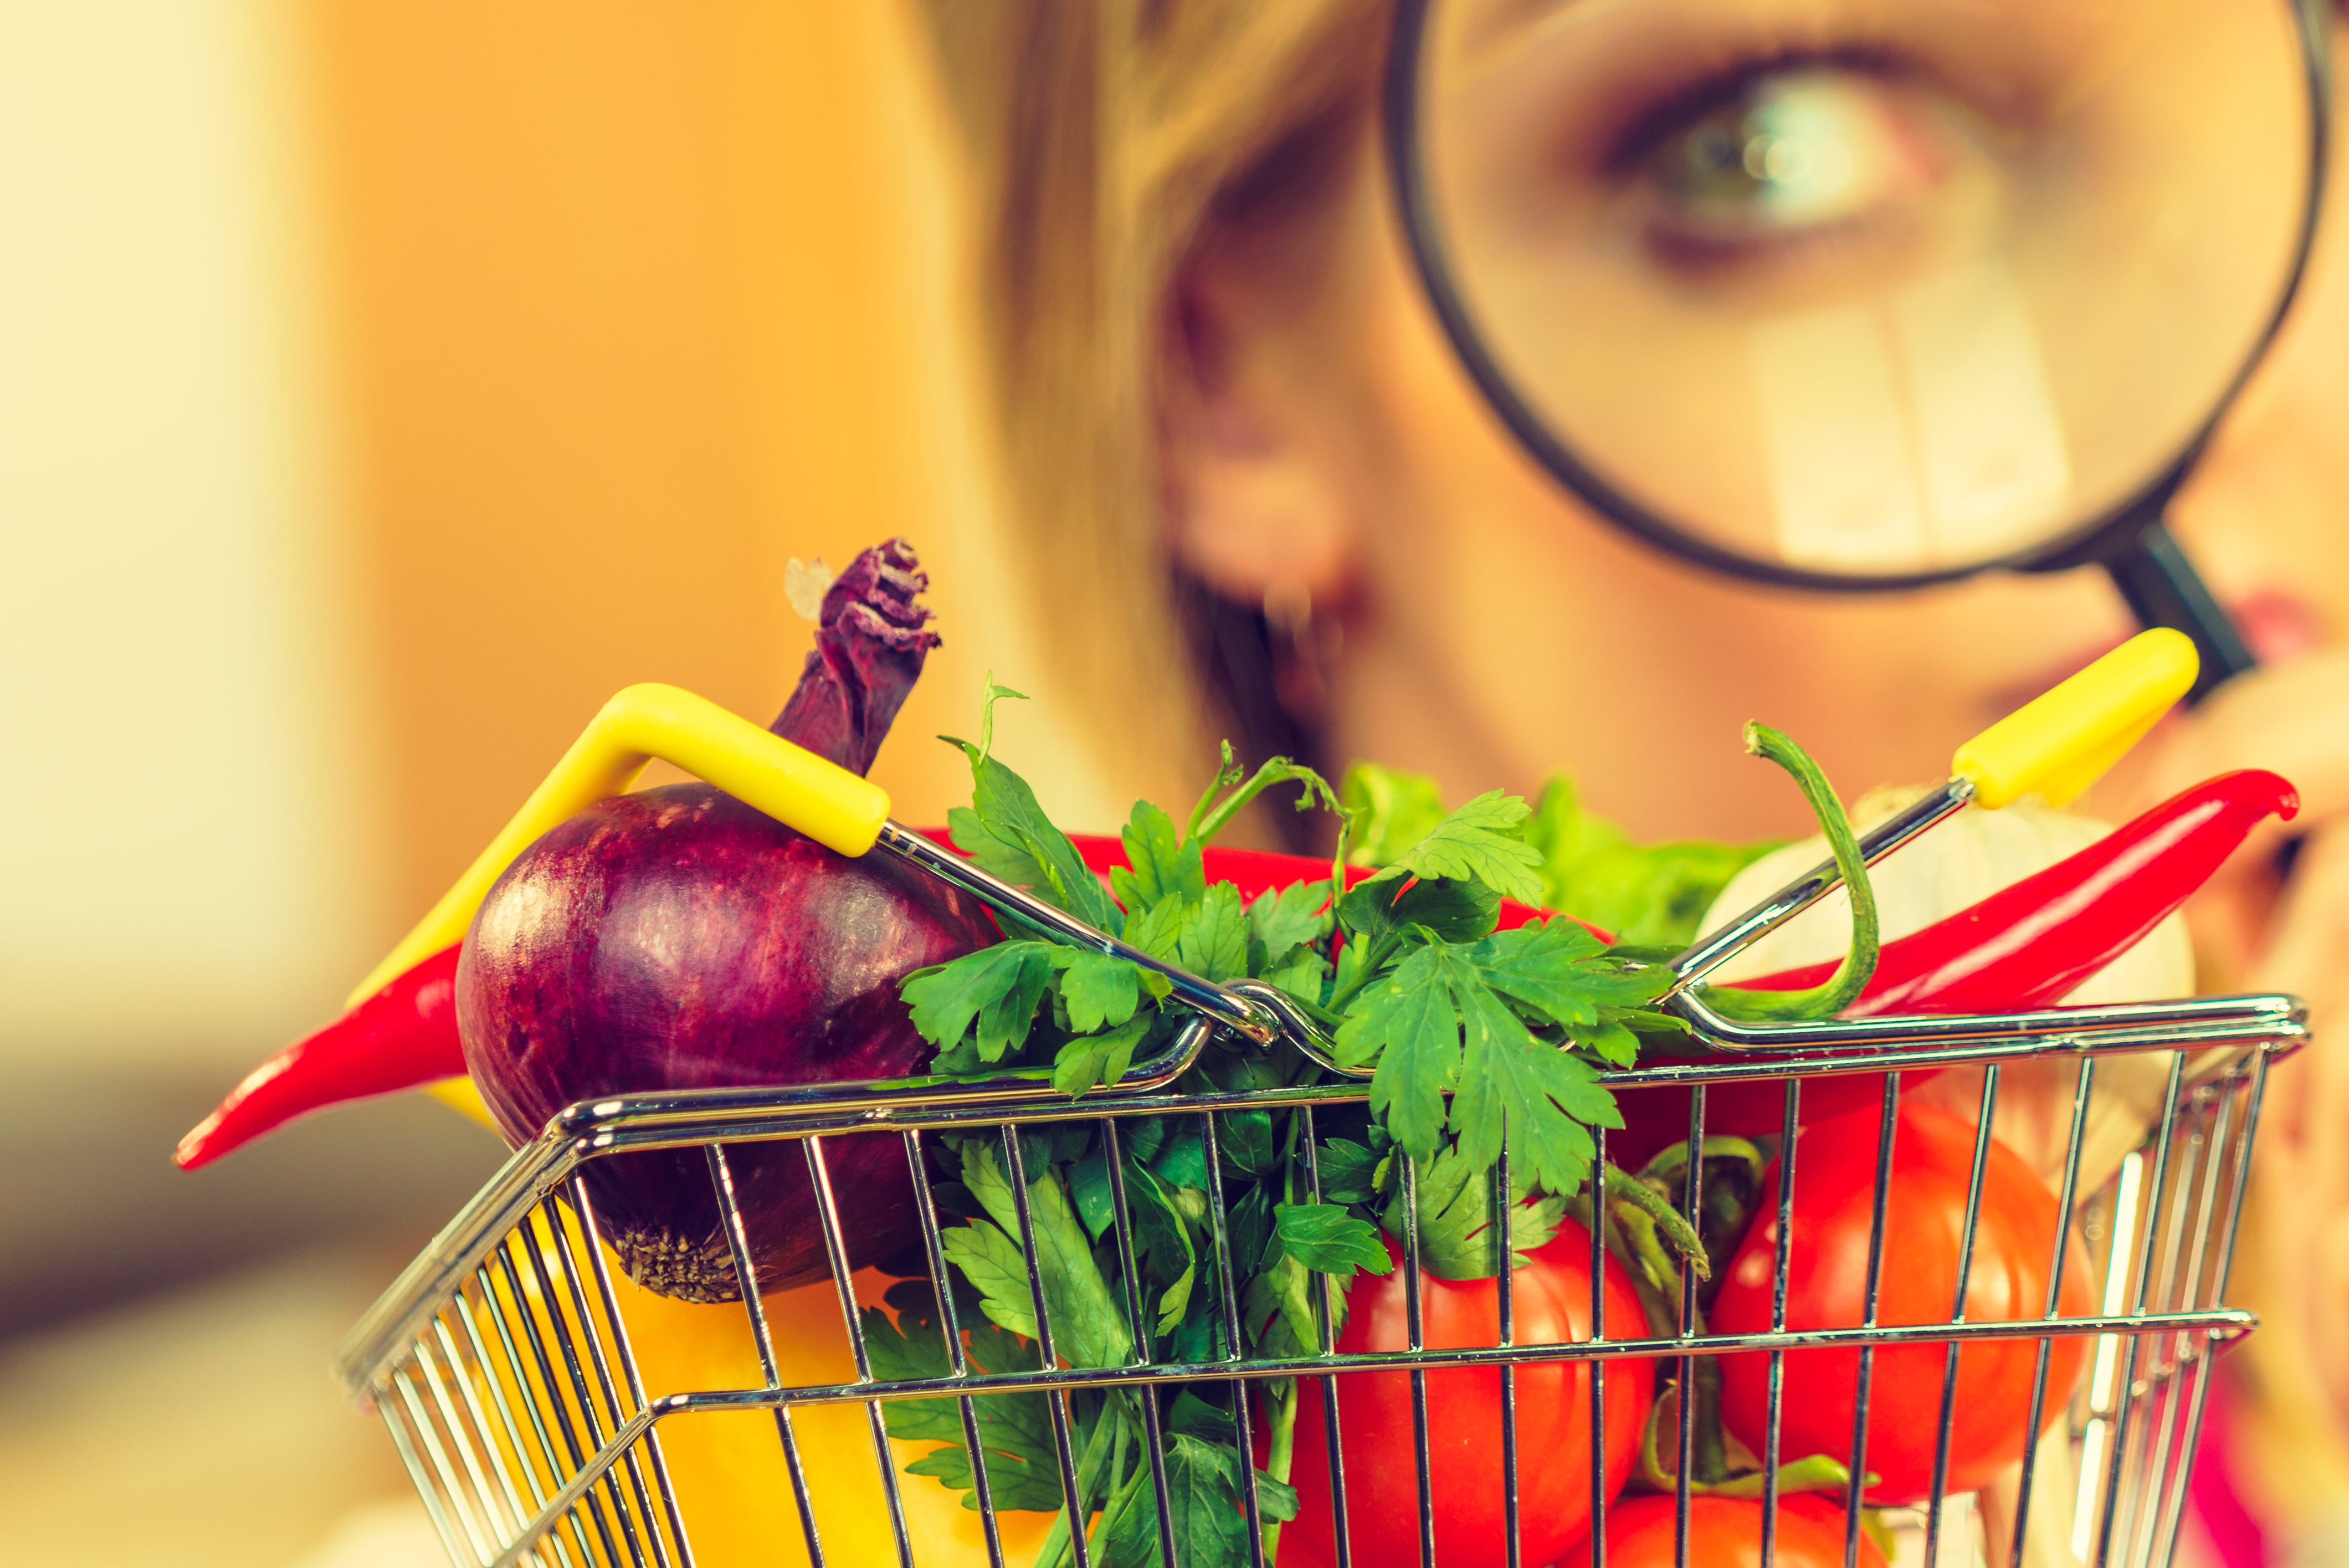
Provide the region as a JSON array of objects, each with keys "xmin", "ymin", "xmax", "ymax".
[
  {"xmin": 1275, "ymin": 1218, "xmax": 1653, "ymax": 1568},
  {"xmin": 1709, "ymin": 1105, "xmax": 2094, "ymax": 1504},
  {"xmin": 1583, "ymin": 1494, "xmax": 1887, "ymax": 1568},
  {"xmin": 1609, "ymin": 1071, "xmax": 1948, "ymax": 1171}
]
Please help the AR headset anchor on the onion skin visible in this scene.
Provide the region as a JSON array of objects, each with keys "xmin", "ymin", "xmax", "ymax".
[{"xmin": 458, "ymin": 783, "xmax": 996, "ymax": 1301}]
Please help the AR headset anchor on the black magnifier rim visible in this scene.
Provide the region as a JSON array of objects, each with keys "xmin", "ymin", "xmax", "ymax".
[{"xmin": 1384, "ymin": 0, "xmax": 2332, "ymax": 593}]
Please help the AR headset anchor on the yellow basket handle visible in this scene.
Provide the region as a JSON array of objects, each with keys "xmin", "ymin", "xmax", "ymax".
[
  {"xmin": 350, "ymin": 684, "xmax": 890, "ymax": 1007},
  {"xmin": 1951, "ymin": 628, "xmax": 2198, "ymax": 809}
]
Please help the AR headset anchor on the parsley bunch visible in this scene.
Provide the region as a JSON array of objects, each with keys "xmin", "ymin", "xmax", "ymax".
[{"xmin": 881, "ymin": 686, "xmax": 1871, "ymax": 1567}]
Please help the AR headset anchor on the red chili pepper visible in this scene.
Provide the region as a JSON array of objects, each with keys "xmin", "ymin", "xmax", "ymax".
[
  {"xmin": 174, "ymin": 943, "xmax": 465, "ymax": 1170},
  {"xmin": 1612, "ymin": 769, "xmax": 2301, "ymax": 1166},
  {"xmin": 1727, "ymin": 769, "xmax": 2299, "ymax": 1014},
  {"xmin": 184, "ymin": 775, "xmax": 2288, "ymax": 1173}
]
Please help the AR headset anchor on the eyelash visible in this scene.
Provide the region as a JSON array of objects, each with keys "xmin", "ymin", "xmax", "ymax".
[{"xmin": 1596, "ymin": 43, "xmax": 1915, "ymax": 180}]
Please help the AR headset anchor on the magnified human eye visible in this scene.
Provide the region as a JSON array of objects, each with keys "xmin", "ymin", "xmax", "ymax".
[{"xmin": 1625, "ymin": 64, "xmax": 1979, "ymax": 280}]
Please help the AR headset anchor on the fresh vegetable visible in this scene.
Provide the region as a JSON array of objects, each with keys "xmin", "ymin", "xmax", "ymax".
[
  {"xmin": 1694, "ymin": 725, "xmax": 1881, "ymax": 1024},
  {"xmin": 1612, "ymin": 770, "xmax": 2296, "ymax": 1166},
  {"xmin": 1277, "ymin": 1219, "xmax": 1653, "ymax": 1568},
  {"xmin": 1704, "ymin": 788, "xmax": 2156, "ymax": 994},
  {"xmin": 875, "ymin": 695, "xmax": 1870, "ymax": 1568},
  {"xmin": 898, "ymin": 693, "xmax": 1724, "ymax": 1197},
  {"xmin": 173, "ymin": 539, "xmax": 969, "ymax": 1190},
  {"xmin": 458, "ymin": 539, "xmax": 998, "ymax": 1301},
  {"xmin": 1345, "ymin": 763, "xmax": 1780, "ymax": 947},
  {"xmin": 1709, "ymin": 1105, "xmax": 2094, "ymax": 1504},
  {"xmin": 1727, "ymin": 770, "xmax": 2296, "ymax": 1018},
  {"xmin": 175, "ymin": 943, "xmax": 464, "ymax": 1170},
  {"xmin": 768, "ymin": 543, "xmax": 940, "ymax": 776},
  {"xmin": 1586, "ymin": 1494, "xmax": 1887, "ymax": 1568},
  {"xmin": 483, "ymin": 1207, "xmax": 1055, "ymax": 1568}
]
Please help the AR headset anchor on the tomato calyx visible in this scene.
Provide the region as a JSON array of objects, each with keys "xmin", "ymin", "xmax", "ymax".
[
  {"xmin": 1574, "ymin": 1136, "xmax": 1774, "ymax": 1334},
  {"xmin": 1637, "ymin": 1370, "xmax": 1875, "ymax": 1499}
]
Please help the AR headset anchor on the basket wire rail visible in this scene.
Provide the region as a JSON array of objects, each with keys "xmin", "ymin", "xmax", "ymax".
[
  {"xmin": 340, "ymin": 987, "xmax": 2302, "ymax": 1568},
  {"xmin": 332, "ymin": 637, "xmax": 2293, "ymax": 1568}
]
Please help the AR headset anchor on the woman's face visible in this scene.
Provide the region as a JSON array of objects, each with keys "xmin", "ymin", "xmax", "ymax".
[{"xmin": 1171, "ymin": 8, "xmax": 2349, "ymax": 843}]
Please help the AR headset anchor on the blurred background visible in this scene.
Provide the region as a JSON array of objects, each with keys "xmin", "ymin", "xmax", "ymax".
[{"xmin": 0, "ymin": 2, "xmax": 1104, "ymax": 1561}]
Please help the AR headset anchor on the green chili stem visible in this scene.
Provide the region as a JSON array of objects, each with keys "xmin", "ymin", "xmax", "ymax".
[{"xmin": 1701, "ymin": 722, "xmax": 1880, "ymax": 1023}]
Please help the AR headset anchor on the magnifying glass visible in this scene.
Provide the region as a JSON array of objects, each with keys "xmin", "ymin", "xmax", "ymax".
[{"xmin": 1388, "ymin": 0, "xmax": 2330, "ymax": 699}]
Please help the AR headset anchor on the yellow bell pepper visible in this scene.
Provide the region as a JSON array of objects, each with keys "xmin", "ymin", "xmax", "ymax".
[{"xmin": 471, "ymin": 1211, "xmax": 1052, "ymax": 1568}]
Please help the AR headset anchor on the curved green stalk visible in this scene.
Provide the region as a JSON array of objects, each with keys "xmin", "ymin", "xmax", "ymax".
[
  {"xmin": 1701, "ymin": 723, "xmax": 1879, "ymax": 1023},
  {"xmin": 1603, "ymin": 1165, "xmax": 1710, "ymax": 1283}
]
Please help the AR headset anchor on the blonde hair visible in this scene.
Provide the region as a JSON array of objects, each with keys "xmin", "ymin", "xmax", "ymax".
[{"xmin": 919, "ymin": 0, "xmax": 1386, "ymax": 811}]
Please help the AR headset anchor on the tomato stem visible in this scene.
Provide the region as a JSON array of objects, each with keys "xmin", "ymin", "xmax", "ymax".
[
  {"xmin": 1603, "ymin": 1165, "xmax": 1710, "ymax": 1282},
  {"xmin": 1639, "ymin": 1381, "xmax": 1873, "ymax": 1498}
]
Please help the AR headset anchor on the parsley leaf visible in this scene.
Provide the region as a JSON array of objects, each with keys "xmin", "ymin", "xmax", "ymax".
[
  {"xmin": 938, "ymin": 1215, "xmax": 1041, "ymax": 1339},
  {"xmin": 1334, "ymin": 930, "xmax": 1632, "ymax": 1198},
  {"xmin": 1386, "ymin": 790, "xmax": 1546, "ymax": 905},
  {"xmin": 1334, "ymin": 944, "xmax": 1463, "ymax": 1162},
  {"xmin": 1312, "ymin": 1139, "xmax": 1379, "ymax": 1205},
  {"xmin": 1247, "ymin": 880, "xmax": 1332, "ymax": 967},
  {"xmin": 1056, "ymin": 949, "xmax": 1142, "ymax": 1033},
  {"xmin": 1051, "ymin": 1012, "xmax": 1151, "ymax": 1096},
  {"xmin": 901, "ymin": 942, "xmax": 1051, "ymax": 1063},
  {"xmin": 1243, "ymin": 1248, "xmax": 1321, "ymax": 1358},
  {"xmin": 960, "ymin": 1142, "xmax": 1133, "ymax": 1371},
  {"xmin": 1464, "ymin": 917, "xmax": 1613, "ymax": 1022},
  {"xmin": 863, "ymin": 1305, "xmax": 1070, "ymax": 1513},
  {"xmin": 1449, "ymin": 978, "xmax": 1618, "ymax": 1198},
  {"xmin": 1341, "ymin": 762, "xmax": 1448, "ymax": 867},
  {"xmin": 1123, "ymin": 1160, "xmax": 1199, "ymax": 1335},
  {"xmin": 1273, "ymin": 1202, "xmax": 1392, "ymax": 1276},
  {"xmin": 1162, "ymin": 1434, "xmax": 1253, "ymax": 1565},
  {"xmin": 1111, "ymin": 1423, "xmax": 1301, "ymax": 1567},
  {"xmin": 942, "ymin": 727, "xmax": 1122, "ymax": 935},
  {"xmin": 1381, "ymin": 1143, "xmax": 1568, "ymax": 1280},
  {"xmin": 1177, "ymin": 882, "xmax": 1250, "ymax": 982},
  {"xmin": 1336, "ymin": 872, "xmax": 1500, "ymax": 946},
  {"xmin": 1217, "ymin": 1108, "xmax": 1275, "ymax": 1176},
  {"xmin": 1110, "ymin": 798, "xmax": 1204, "ymax": 912}
]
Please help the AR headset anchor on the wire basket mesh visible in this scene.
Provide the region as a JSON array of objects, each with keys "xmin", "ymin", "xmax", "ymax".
[{"xmin": 339, "ymin": 1013, "xmax": 2296, "ymax": 1568}]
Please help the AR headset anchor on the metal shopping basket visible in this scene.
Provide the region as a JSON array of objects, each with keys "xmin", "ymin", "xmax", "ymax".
[{"xmin": 330, "ymin": 640, "xmax": 2311, "ymax": 1568}]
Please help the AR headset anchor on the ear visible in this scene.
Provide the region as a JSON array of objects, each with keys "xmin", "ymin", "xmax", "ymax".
[{"xmin": 1162, "ymin": 249, "xmax": 1362, "ymax": 611}]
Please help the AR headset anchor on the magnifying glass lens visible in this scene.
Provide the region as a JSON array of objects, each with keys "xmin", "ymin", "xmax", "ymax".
[{"xmin": 1413, "ymin": 0, "xmax": 2318, "ymax": 579}]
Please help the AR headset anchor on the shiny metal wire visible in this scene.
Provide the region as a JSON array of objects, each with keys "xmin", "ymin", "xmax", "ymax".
[{"xmin": 346, "ymin": 998, "xmax": 2299, "ymax": 1568}]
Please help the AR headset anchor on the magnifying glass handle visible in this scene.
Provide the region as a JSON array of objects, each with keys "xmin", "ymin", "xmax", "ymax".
[{"xmin": 2102, "ymin": 518, "xmax": 2256, "ymax": 704}]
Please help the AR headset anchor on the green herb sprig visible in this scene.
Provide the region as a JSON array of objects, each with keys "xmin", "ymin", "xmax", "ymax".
[{"xmin": 877, "ymin": 683, "xmax": 1871, "ymax": 1567}]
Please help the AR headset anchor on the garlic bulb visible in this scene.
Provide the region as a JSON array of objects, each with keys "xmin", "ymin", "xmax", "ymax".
[{"xmin": 1695, "ymin": 786, "xmax": 2194, "ymax": 1007}]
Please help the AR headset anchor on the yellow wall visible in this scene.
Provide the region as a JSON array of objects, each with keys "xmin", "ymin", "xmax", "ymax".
[
  {"xmin": 304, "ymin": 0, "xmax": 1103, "ymax": 936},
  {"xmin": 0, "ymin": 0, "xmax": 384, "ymax": 1068},
  {"xmin": 3, "ymin": 0, "xmax": 1121, "ymax": 1070}
]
